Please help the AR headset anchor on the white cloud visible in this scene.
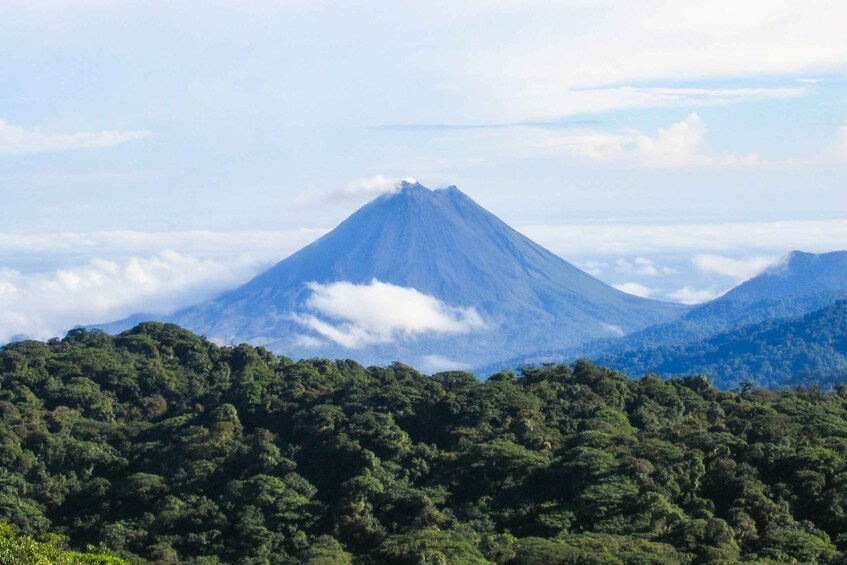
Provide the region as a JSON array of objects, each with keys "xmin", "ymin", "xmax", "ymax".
[
  {"xmin": 1, "ymin": 1, "xmax": 843, "ymax": 129},
  {"xmin": 635, "ymin": 113, "xmax": 706, "ymax": 166},
  {"xmin": 0, "ymin": 222, "xmax": 841, "ymax": 344},
  {"xmin": 666, "ymin": 286, "xmax": 723, "ymax": 305},
  {"xmin": 693, "ymin": 254, "xmax": 780, "ymax": 282},
  {"xmin": 293, "ymin": 334, "xmax": 326, "ymax": 348},
  {"xmin": 634, "ymin": 113, "xmax": 757, "ymax": 168},
  {"xmin": 419, "ymin": 354, "xmax": 472, "ymax": 373},
  {"xmin": 510, "ymin": 114, "xmax": 758, "ymax": 169},
  {"xmin": 615, "ymin": 257, "xmax": 675, "ymax": 277},
  {"xmin": 0, "ymin": 119, "xmax": 151, "ymax": 155},
  {"xmin": 341, "ymin": 175, "xmax": 418, "ymax": 197},
  {"xmin": 6, "ymin": 220, "xmax": 839, "ymax": 270},
  {"xmin": 0, "ymin": 251, "xmax": 264, "ymax": 343},
  {"xmin": 612, "ymin": 282, "xmax": 655, "ymax": 298},
  {"xmin": 575, "ymin": 259, "xmax": 606, "ymax": 277},
  {"xmin": 292, "ymin": 279, "xmax": 486, "ymax": 348},
  {"xmin": 456, "ymin": 0, "xmax": 847, "ymax": 121}
]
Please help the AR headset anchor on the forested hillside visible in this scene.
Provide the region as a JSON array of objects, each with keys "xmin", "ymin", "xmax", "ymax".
[
  {"xmin": 598, "ymin": 300, "xmax": 847, "ymax": 389},
  {"xmin": 0, "ymin": 525, "xmax": 125, "ymax": 564},
  {"xmin": 4, "ymin": 323, "xmax": 847, "ymax": 563}
]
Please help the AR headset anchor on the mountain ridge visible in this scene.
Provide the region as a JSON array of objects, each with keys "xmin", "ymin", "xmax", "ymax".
[
  {"xmin": 596, "ymin": 299, "xmax": 847, "ymax": 389},
  {"xmin": 476, "ymin": 249, "xmax": 847, "ymax": 376}
]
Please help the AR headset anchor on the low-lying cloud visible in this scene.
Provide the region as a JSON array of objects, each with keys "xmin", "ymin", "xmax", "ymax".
[
  {"xmin": 0, "ymin": 251, "xmax": 265, "ymax": 343},
  {"xmin": 613, "ymin": 282, "xmax": 655, "ymax": 298},
  {"xmin": 615, "ymin": 257, "xmax": 675, "ymax": 277},
  {"xmin": 693, "ymin": 254, "xmax": 780, "ymax": 282},
  {"xmin": 292, "ymin": 279, "xmax": 486, "ymax": 348},
  {"xmin": 666, "ymin": 286, "xmax": 723, "ymax": 305},
  {"xmin": 0, "ymin": 118, "xmax": 151, "ymax": 155}
]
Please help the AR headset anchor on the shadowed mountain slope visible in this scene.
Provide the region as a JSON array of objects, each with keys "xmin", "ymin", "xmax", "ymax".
[{"xmin": 596, "ymin": 299, "xmax": 847, "ymax": 389}]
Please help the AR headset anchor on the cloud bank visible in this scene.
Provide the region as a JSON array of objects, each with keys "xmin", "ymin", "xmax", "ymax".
[
  {"xmin": 615, "ymin": 257, "xmax": 676, "ymax": 277},
  {"xmin": 292, "ymin": 279, "xmax": 486, "ymax": 348},
  {"xmin": 0, "ymin": 119, "xmax": 151, "ymax": 155},
  {"xmin": 0, "ymin": 220, "xmax": 840, "ymax": 343},
  {"xmin": 693, "ymin": 254, "xmax": 779, "ymax": 282},
  {"xmin": 0, "ymin": 251, "xmax": 265, "ymax": 343}
]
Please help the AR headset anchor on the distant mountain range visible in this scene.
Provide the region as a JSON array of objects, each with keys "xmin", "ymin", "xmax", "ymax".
[
  {"xmin": 477, "ymin": 250, "xmax": 847, "ymax": 378},
  {"xmin": 596, "ymin": 300, "xmax": 847, "ymax": 389},
  {"xmin": 96, "ymin": 182, "xmax": 686, "ymax": 369}
]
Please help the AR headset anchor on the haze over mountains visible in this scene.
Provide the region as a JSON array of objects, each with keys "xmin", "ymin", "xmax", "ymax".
[
  {"xmin": 97, "ymin": 181, "xmax": 686, "ymax": 370},
  {"xmin": 481, "ymin": 250, "xmax": 847, "ymax": 380},
  {"xmin": 587, "ymin": 250, "xmax": 847, "ymax": 354}
]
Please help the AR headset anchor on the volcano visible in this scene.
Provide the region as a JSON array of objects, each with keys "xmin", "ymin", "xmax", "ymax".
[{"xmin": 100, "ymin": 181, "xmax": 688, "ymax": 370}]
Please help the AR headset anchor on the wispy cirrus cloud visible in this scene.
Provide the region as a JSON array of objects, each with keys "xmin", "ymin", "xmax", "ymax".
[
  {"xmin": 0, "ymin": 118, "xmax": 151, "ymax": 156},
  {"xmin": 507, "ymin": 85, "xmax": 806, "ymax": 121},
  {"xmin": 459, "ymin": 0, "xmax": 846, "ymax": 122}
]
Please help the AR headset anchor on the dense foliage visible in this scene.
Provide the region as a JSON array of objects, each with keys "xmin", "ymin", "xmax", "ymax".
[
  {"xmin": 598, "ymin": 300, "xmax": 847, "ymax": 389},
  {"xmin": 0, "ymin": 523, "xmax": 125, "ymax": 564},
  {"xmin": 3, "ymin": 323, "xmax": 847, "ymax": 563}
]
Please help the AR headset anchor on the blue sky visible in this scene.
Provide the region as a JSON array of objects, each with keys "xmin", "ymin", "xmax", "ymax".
[{"xmin": 1, "ymin": 0, "xmax": 846, "ymax": 340}]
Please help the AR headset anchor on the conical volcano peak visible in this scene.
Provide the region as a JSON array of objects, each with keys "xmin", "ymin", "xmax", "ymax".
[
  {"xmin": 389, "ymin": 181, "xmax": 471, "ymax": 204},
  {"xmin": 395, "ymin": 179, "xmax": 429, "ymax": 194},
  {"xmin": 101, "ymin": 179, "xmax": 688, "ymax": 369},
  {"xmin": 389, "ymin": 181, "xmax": 473, "ymax": 209}
]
